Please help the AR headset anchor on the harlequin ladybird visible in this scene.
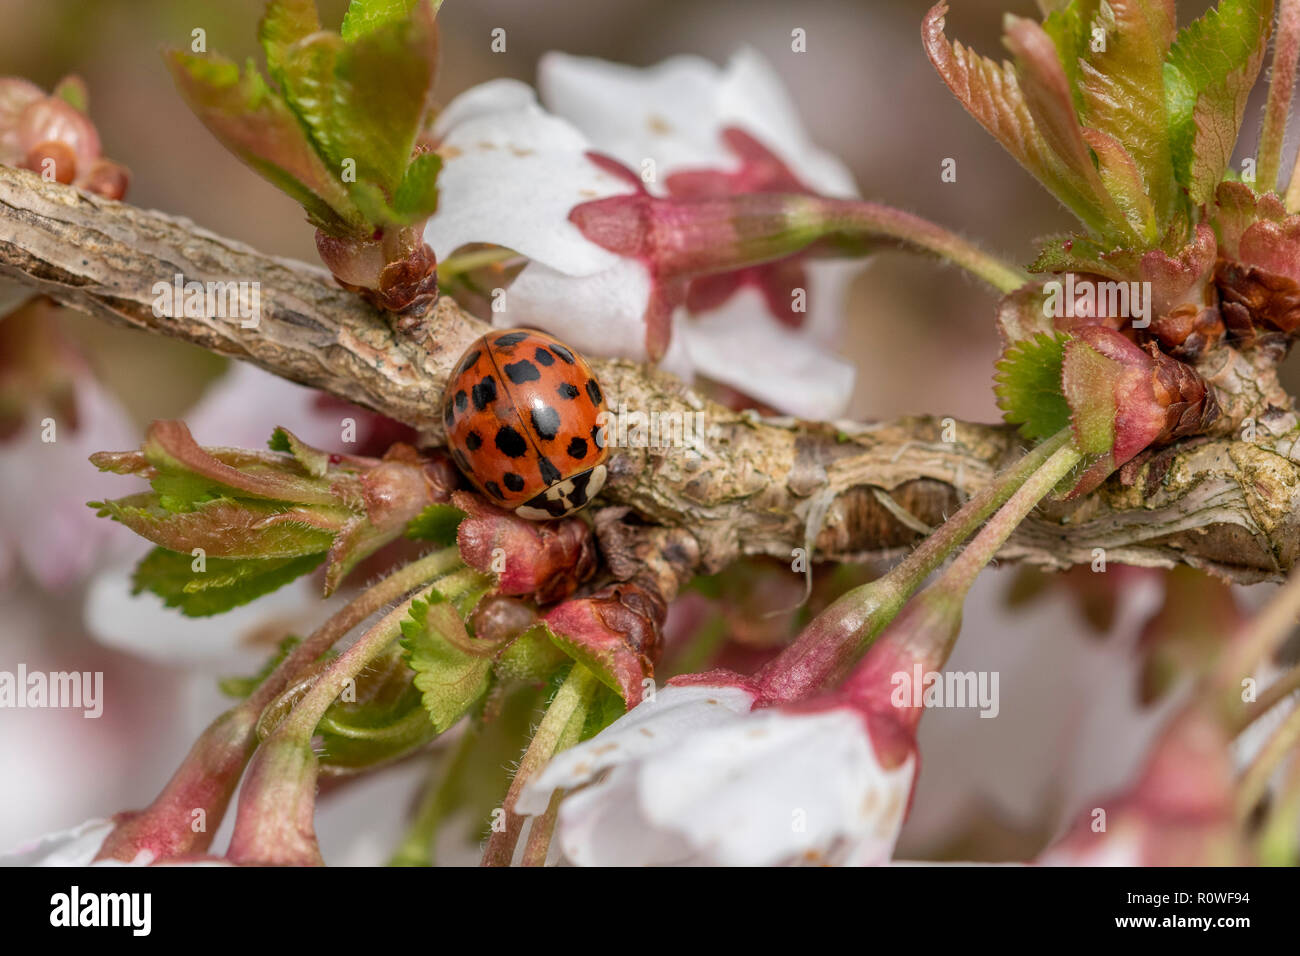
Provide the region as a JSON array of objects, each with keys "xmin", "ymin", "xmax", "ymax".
[{"xmin": 442, "ymin": 329, "xmax": 609, "ymax": 520}]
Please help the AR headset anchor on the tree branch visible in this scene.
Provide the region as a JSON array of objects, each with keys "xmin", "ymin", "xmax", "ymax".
[{"xmin": 3, "ymin": 166, "xmax": 1299, "ymax": 582}]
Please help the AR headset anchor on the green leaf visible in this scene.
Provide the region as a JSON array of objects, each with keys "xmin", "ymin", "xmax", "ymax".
[
  {"xmin": 924, "ymin": 6, "xmax": 1125, "ymax": 240},
  {"xmin": 392, "ymin": 151, "xmax": 442, "ymax": 222},
  {"xmin": 1164, "ymin": 0, "xmax": 1273, "ymax": 204},
  {"xmin": 341, "ymin": 0, "xmax": 435, "ymax": 41},
  {"xmin": 401, "ymin": 593, "xmax": 493, "ymax": 733},
  {"xmin": 994, "ymin": 332, "xmax": 1073, "ymax": 440},
  {"xmin": 1072, "ymin": 0, "xmax": 1180, "ymax": 223},
  {"xmin": 494, "ymin": 623, "xmax": 569, "ymax": 682},
  {"xmin": 93, "ymin": 493, "xmax": 339, "ymax": 559},
  {"xmin": 1029, "ymin": 233, "xmax": 1145, "ymax": 278},
  {"xmin": 581, "ymin": 683, "xmax": 627, "ymax": 741},
  {"xmin": 276, "ymin": 0, "xmax": 438, "ymax": 200},
  {"xmin": 165, "ymin": 50, "xmax": 364, "ymax": 235},
  {"xmin": 315, "ymin": 643, "xmax": 437, "ymax": 769},
  {"xmin": 131, "ymin": 546, "xmax": 325, "ymax": 617},
  {"xmin": 259, "ymin": 0, "xmax": 321, "ymax": 83},
  {"xmin": 1040, "ymin": 2, "xmax": 1089, "ymax": 105},
  {"xmin": 268, "ymin": 426, "xmax": 330, "ymax": 478},
  {"xmin": 404, "ymin": 502, "xmax": 465, "ymax": 544}
]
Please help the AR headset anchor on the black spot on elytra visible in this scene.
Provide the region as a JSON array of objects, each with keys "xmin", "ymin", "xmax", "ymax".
[
  {"xmin": 443, "ymin": 401, "xmax": 455, "ymax": 428},
  {"xmin": 557, "ymin": 382, "xmax": 580, "ymax": 400},
  {"xmin": 538, "ymin": 456, "xmax": 561, "ymax": 485},
  {"xmin": 549, "ymin": 344, "xmax": 576, "ymax": 365},
  {"xmin": 484, "ymin": 480, "xmax": 505, "ymax": 500},
  {"xmin": 503, "ymin": 472, "xmax": 525, "ymax": 493},
  {"xmin": 504, "ymin": 359, "xmax": 541, "ymax": 384},
  {"xmin": 494, "ymin": 331, "xmax": 528, "ymax": 347},
  {"xmin": 465, "ymin": 431, "xmax": 482, "ymax": 451},
  {"xmin": 585, "ymin": 379, "xmax": 603, "ymax": 406},
  {"xmin": 471, "ymin": 375, "xmax": 498, "ymax": 411},
  {"xmin": 591, "ymin": 424, "xmax": 605, "ymax": 449},
  {"xmin": 454, "ymin": 390, "xmax": 468, "ymax": 412},
  {"xmin": 495, "ymin": 425, "xmax": 528, "ymax": 458},
  {"xmin": 530, "ymin": 405, "xmax": 561, "ymax": 441},
  {"xmin": 458, "ymin": 349, "xmax": 481, "ymax": 375},
  {"xmin": 566, "ymin": 437, "xmax": 588, "ymax": 460},
  {"xmin": 534, "ymin": 347, "xmax": 554, "ymax": 366}
]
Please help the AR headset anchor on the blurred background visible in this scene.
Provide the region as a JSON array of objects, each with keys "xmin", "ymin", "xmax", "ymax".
[{"xmin": 0, "ymin": 0, "xmax": 1287, "ymax": 863}]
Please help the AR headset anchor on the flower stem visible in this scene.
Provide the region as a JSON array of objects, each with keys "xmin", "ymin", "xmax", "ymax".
[
  {"xmin": 480, "ymin": 664, "xmax": 601, "ymax": 867},
  {"xmin": 436, "ymin": 246, "xmax": 521, "ymax": 281},
  {"xmin": 757, "ymin": 427, "xmax": 1074, "ymax": 702},
  {"xmin": 847, "ymin": 438, "xmax": 1083, "ymax": 718},
  {"xmin": 387, "ymin": 730, "xmax": 478, "ymax": 867},
  {"xmin": 1269, "ymin": 0, "xmax": 1300, "ymax": 198},
  {"xmin": 248, "ymin": 547, "xmax": 462, "ymax": 715},
  {"xmin": 815, "ymin": 197, "xmax": 1029, "ymax": 293},
  {"xmin": 226, "ymin": 566, "xmax": 477, "ymax": 864},
  {"xmin": 94, "ymin": 547, "xmax": 460, "ymax": 863},
  {"xmin": 934, "ymin": 440, "xmax": 1083, "ymax": 597}
]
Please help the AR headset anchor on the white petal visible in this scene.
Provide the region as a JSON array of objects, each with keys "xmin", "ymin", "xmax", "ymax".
[
  {"xmin": 1, "ymin": 818, "xmax": 114, "ymax": 866},
  {"xmin": 84, "ymin": 555, "xmax": 338, "ymax": 671},
  {"xmin": 0, "ymin": 375, "xmax": 138, "ymax": 590},
  {"xmin": 538, "ymin": 49, "xmax": 859, "ymax": 201},
  {"xmin": 716, "ymin": 48, "xmax": 859, "ymax": 199},
  {"xmin": 554, "ymin": 767, "xmax": 697, "ymax": 866},
  {"xmin": 492, "ymin": 258, "xmax": 653, "ymax": 361},
  {"xmin": 798, "ymin": 259, "xmax": 868, "ymax": 347},
  {"xmin": 431, "ymin": 78, "xmax": 539, "ymax": 135},
  {"xmin": 538, "ymin": 52, "xmax": 735, "ymax": 181},
  {"xmin": 633, "ymin": 708, "xmax": 913, "ymax": 866},
  {"xmin": 516, "ymin": 683, "xmax": 755, "ymax": 816},
  {"xmin": 426, "ymin": 80, "xmax": 634, "ymax": 276},
  {"xmin": 680, "ymin": 296, "xmax": 855, "ymax": 418},
  {"xmin": 184, "ymin": 361, "xmax": 351, "ymax": 452}
]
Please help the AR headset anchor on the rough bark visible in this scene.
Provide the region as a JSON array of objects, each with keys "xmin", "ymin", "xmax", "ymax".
[{"xmin": 3, "ymin": 166, "xmax": 1300, "ymax": 582}]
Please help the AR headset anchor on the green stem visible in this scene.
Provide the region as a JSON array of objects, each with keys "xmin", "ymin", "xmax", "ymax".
[
  {"xmin": 246, "ymin": 547, "xmax": 462, "ymax": 716},
  {"xmin": 757, "ymin": 427, "xmax": 1074, "ymax": 701},
  {"xmin": 387, "ymin": 730, "xmax": 478, "ymax": 867},
  {"xmin": 938, "ymin": 441, "xmax": 1083, "ymax": 596},
  {"xmin": 94, "ymin": 547, "xmax": 460, "ymax": 863},
  {"xmin": 436, "ymin": 246, "xmax": 522, "ymax": 280},
  {"xmin": 480, "ymin": 665, "xmax": 600, "ymax": 867},
  {"xmin": 817, "ymin": 198, "xmax": 1030, "ymax": 293},
  {"xmin": 279, "ymin": 568, "xmax": 478, "ymax": 743},
  {"xmin": 226, "ymin": 565, "xmax": 479, "ymax": 865}
]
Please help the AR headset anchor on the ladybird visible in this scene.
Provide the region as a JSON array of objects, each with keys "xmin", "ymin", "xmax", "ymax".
[{"xmin": 442, "ymin": 328, "xmax": 609, "ymax": 520}]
